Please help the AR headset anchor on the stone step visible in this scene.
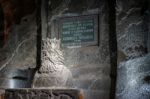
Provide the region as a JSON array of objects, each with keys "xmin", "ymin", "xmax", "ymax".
[{"xmin": 4, "ymin": 88, "xmax": 82, "ymax": 99}]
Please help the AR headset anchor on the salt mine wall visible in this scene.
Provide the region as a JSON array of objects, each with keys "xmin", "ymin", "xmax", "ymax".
[
  {"xmin": 0, "ymin": 0, "xmax": 150, "ymax": 99},
  {"xmin": 33, "ymin": 0, "xmax": 111, "ymax": 99},
  {"xmin": 0, "ymin": 0, "xmax": 37, "ymax": 88},
  {"xmin": 116, "ymin": 0, "xmax": 150, "ymax": 99}
]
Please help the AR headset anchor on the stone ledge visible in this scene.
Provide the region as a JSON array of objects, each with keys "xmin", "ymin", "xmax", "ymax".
[{"xmin": 4, "ymin": 88, "xmax": 83, "ymax": 99}]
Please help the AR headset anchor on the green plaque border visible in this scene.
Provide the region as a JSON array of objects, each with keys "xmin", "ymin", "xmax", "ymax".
[{"xmin": 58, "ymin": 14, "xmax": 99, "ymax": 47}]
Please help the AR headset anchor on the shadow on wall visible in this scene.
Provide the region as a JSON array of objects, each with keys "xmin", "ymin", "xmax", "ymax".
[{"xmin": 0, "ymin": 4, "xmax": 4, "ymax": 48}]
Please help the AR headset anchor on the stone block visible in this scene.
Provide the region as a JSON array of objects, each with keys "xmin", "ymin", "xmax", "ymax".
[{"xmin": 5, "ymin": 88, "xmax": 83, "ymax": 99}]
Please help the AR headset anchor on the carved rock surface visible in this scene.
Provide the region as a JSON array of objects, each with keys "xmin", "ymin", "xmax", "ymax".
[
  {"xmin": 48, "ymin": 0, "xmax": 110, "ymax": 64},
  {"xmin": 116, "ymin": 0, "xmax": 150, "ymax": 99},
  {"xmin": 46, "ymin": 0, "xmax": 111, "ymax": 99},
  {"xmin": 5, "ymin": 89, "xmax": 82, "ymax": 99},
  {"xmin": 33, "ymin": 38, "xmax": 73, "ymax": 87},
  {"xmin": 116, "ymin": 54, "xmax": 150, "ymax": 99}
]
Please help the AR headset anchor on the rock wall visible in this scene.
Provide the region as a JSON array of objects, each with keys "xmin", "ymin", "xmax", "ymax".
[
  {"xmin": 38, "ymin": 0, "xmax": 111, "ymax": 99},
  {"xmin": 0, "ymin": 0, "xmax": 37, "ymax": 70},
  {"xmin": 116, "ymin": 0, "xmax": 150, "ymax": 99},
  {"xmin": 1, "ymin": 0, "xmax": 150, "ymax": 99},
  {"xmin": 0, "ymin": 0, "xmax": 37, "ymax": 88}
]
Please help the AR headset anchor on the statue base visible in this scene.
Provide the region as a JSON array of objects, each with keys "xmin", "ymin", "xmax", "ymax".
[{"xmin": 4, "ymin": 88, "xmax": 83, "ymax": 99}]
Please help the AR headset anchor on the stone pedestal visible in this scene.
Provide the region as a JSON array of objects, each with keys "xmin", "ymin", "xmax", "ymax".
[{"xmin": 4, "ymin": 89, "xmax": 83, "ymax": 99}]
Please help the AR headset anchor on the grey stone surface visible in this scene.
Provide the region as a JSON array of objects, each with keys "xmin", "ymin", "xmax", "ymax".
[
  {"xmin": 33, "ymin": 38, "xmax": 73, "ymax": 88},
  {"xmin": 0, "ymin": 13, "xmax": 37, "ymax": 70},
  {"xmin": 0, "ymin": 67, "xmax": 34, "ymax": 88},
  {"xmin": 116, "ymin": 0, "xmax": 150, "ymax": 99},
  {"xmin": 83, "ymin": 90, "xmax": 109, "ymax": 99},
  {"xmin": 116, "ymin": 0, "xmax": 148, "ymax": 60},
  {"xmin": 39, "ymin": 0, "xmax": 111, "ymax": 98},
  {"xmin": 5, "ymin": 89, "xmax": 82, "ymax": 99},
  {"xmin": 116, "ymin": 54, "xmax": 150, "ymax": 99},
  {"xmin": 148, "ymin": 3, "xmax": 150, "ymax": 52},
  {"xmin": 0, "ymin": 0, "xmax": 37, "ymax": 89}
]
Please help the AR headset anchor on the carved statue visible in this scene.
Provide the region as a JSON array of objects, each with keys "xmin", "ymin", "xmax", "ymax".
[{"xmin": 33, "ymin": 38, "xmax": 73, "ymax": 88}]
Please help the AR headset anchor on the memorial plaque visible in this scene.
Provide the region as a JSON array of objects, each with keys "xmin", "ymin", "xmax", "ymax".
[{"xmin": 59, "ymin": 15, "xmax": 98, "ymax": 47}]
